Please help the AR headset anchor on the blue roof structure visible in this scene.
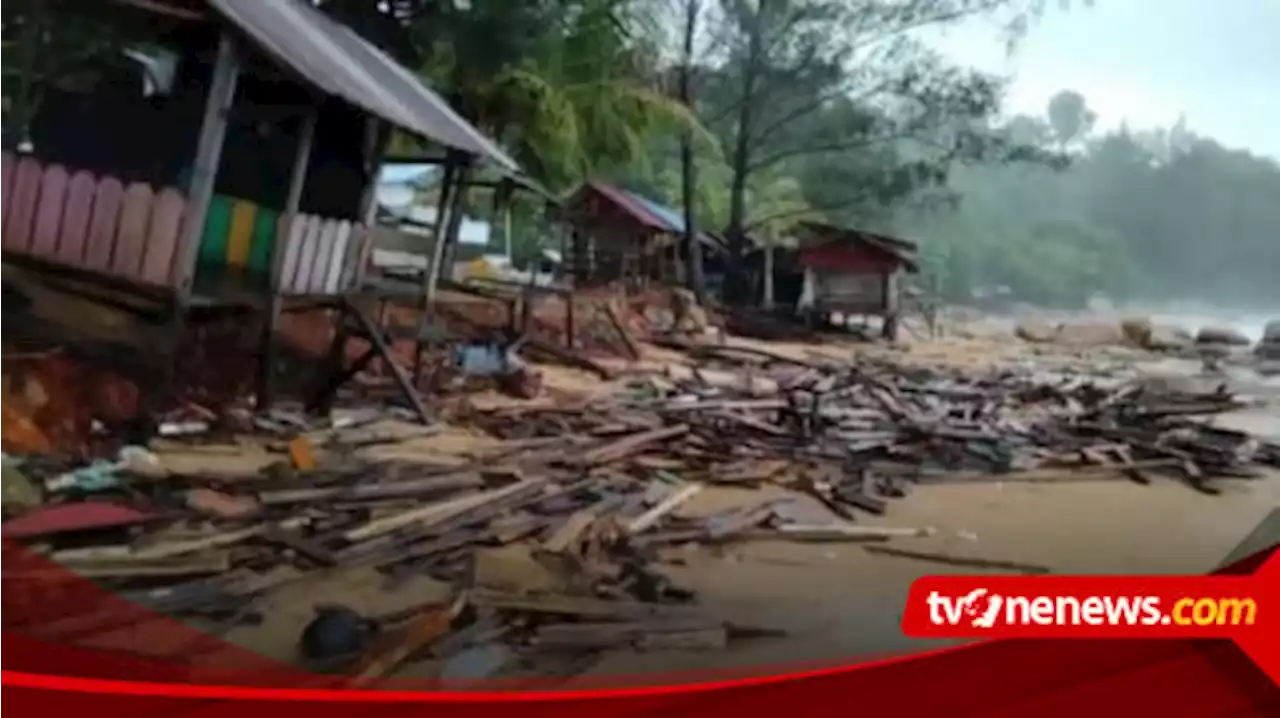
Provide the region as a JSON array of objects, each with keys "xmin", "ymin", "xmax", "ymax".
[{"xmin": 620, "ymin": 189, "xmax": 688, "ymax": 234}]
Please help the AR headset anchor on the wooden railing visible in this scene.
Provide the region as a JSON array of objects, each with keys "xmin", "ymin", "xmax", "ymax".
[
  {"xmin": 1, "ymin": 152, "xmax": 369, "ymax": 297},
  {"xmin": 2, "ymin": 153, "xmax": 186, "ymax": 287}
]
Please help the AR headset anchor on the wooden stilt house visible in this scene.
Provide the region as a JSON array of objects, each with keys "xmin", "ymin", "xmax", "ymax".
[{"xmin": 1, "ymin": 0, "xmax": 518, "ymax": 424}]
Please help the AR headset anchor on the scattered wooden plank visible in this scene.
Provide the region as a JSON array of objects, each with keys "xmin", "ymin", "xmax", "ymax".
[
  {"xmin": 342, "ymin": 477, "xmax": 547, "ymax": 543},
  {"xmin": 347, "ymin": 595, "xmax": 465, "ymax": 687},
  {"xmin": 625, "ymin": 483, "xmax": 704, "ymax": 535},
  {"xmin": 863, "ymin": 545, "xmax": 1052, "ymax": 574}
]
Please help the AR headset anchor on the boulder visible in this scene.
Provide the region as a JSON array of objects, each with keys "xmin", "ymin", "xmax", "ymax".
[
  {"xmin": 1119, "ymin": 316, "xmax": 1153, "ymax": 346},
  {"xmin": 1262, "ymin": 320, "xmax": 1280, "ymax": 344},
  {"xmin": 1195, "ymin": 325, "xmax": 1251, "ymax": 346},
  {"xmin": 1014, "ymin": 319, "xmax": 1058, "ymax": 343},
  {"xmin": 1257, "ymin": 359, "xmax": 1280, "ymax": 377},
  {"xmin": 1252, "ymin": 321, "xmax": 1280, "ymax": 359},
  {"xmin": 1055, "ymin": 320, "xmax": 1125, "ymax": 346},
  {"xmin": 670, "ymin": 288, "xmax": 710, "ymax": 334},
  {"xmin": 1143, "ymin": 325, "xmax": 1194, "ymax": 351}
]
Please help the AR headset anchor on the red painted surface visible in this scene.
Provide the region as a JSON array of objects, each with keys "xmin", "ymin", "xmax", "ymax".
[
  {"xmin": 1, "ymin": 502, "xmax": 156, "ymax": 539},
  {"xmin": 797, "ymin": 243, "xmax": 901, "ymax": 273}
]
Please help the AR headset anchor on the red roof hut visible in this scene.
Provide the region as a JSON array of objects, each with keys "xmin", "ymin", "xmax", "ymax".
[{"xmin": 794, "ymin": 221, "xmax": 919, "ymax": 338}]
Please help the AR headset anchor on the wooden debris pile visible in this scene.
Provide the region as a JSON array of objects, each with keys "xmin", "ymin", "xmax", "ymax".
[
  {"xmin": 0, "ymin": 414, "xmax": 828, "ymax": 680},
  {"xmin": 465, "ymin": 343, "xmax": 1279, "ymax": 503},
  {"xmin": 2, "ymin": 347, "xmax": 1276, "ymax": 680}
]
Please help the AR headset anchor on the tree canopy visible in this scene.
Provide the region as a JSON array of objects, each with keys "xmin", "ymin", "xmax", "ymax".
[
  {"xmin": 898, "ymin": 90, "xmax": 1280, "ymax": 307},
  {"xmin": 5, "ymin": 0, "xmax": 1273, "ymax": 310}
]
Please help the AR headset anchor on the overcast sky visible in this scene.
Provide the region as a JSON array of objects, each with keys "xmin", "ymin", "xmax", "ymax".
[{"xmin": 927, "ymin": 0, "xmax": 1280, "ymax": 160}]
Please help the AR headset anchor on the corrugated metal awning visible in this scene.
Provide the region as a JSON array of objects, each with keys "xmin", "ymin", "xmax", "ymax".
[{"xmin": 206, "ymin": 0, "xmax": 519, "ymax": 173}]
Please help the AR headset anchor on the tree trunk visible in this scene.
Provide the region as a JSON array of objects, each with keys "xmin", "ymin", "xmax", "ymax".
[
  {"xmin": 724, "ymin": 0, "xmax": 767, "ymax": 304},
  {"xmin": 678, "ymin": 0, "xmax": 706, "ymax": 302},
  {"xmin": 762, "ymin": 240, "xmax": 775, "ymax": 310}
]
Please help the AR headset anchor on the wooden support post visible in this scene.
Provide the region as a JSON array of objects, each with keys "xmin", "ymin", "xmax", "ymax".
[
  {"xmin": 311, "ymin": 297, "xmax": 433, "ymax": 422},
  {"xmin": 352, "ymin": 118, "xmax": 388, "ymax": 375},
  {"xmin": 355, "ymin": 118, "xmax": 388, "ymax": 285},
  {"xmin": 418, "ymin": 155, "xmax": 471, "ymax": 383},
  {"xmin": 416, "ymin": 155, "xmax": 460, "ymax": 385},
  {"xmin": 565, "ymin": 290, "xmax": 575, "ymax": 350},
  {"xmin": 762, "ymin": 239, "xmax": 775, "ymax": 310},
  {"xmin": 314, "ymin": 117, "xmax": 385, "ymax": 411},
  {"xmin": 174, "ymin": 32, "xmax": 241, "ymax": 300},
  {"xmin": 438, "ymin": 160, "xmax": 472, "ymax": 282},
  {"xmin": 156, "ymin": 31, "xmax": 240, "ymax": 422},
  {"xmin": 421, "ymin": 156, "xmax": 460, "ymax": 311},
  {"xmin": 257, "ymin": 107, "xmax": 317, "ymax": 411}
]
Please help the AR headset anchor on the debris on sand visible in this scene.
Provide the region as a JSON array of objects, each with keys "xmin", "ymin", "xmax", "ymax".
[{"xmin": 2, "ymin": 335, "xmax": 1276, "ymax": 682}]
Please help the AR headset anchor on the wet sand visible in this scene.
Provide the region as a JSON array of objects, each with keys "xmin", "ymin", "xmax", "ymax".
[{"xmin": 208, "ymin": 333, "xmax": 1280, "ymax": 685}]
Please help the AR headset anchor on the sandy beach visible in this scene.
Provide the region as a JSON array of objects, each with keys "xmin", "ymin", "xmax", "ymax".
[{"xmin": 192, "ymin": 328, "xmax": 1280, "ymax": 685}]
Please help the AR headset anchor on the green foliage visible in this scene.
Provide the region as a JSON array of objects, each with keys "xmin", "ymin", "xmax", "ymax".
[
  {"xmin": 404, "ymin": 0, "xmax": 716, "ymax": 192},
  {"xmin": 685, "ymin": 0, "xmax": 1049, "ymax": 287},
  {"xmin": 898, "ymin": 92, "xmax": 1280, "ymax": 307},
  {"xmin": 1, "ymin": 0, "xmax": 157, "ymax": 144},
  {"xmin": 1045, "ymin": 89, "xmax": 1096, "ymax": 148}
]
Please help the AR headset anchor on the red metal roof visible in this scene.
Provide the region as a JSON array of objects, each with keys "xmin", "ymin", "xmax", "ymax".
[
  {"xmin": 567, "ymin": 182, "xmax": 677, "ymax": 233},
  {"xmin": 796, "ymin": 221, "xmax": 920, "ymax": 273}
]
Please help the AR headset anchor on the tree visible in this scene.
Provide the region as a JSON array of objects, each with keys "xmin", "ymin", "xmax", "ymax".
[
  {"xmin": 698, "ymin": 0, "xmax": 1048, "ymax": 302},
  {"xmin": 1046, "ymin": 89, "xmax": 1095, "ymax": 149},
  {"xmin": 677, "ymin": 0, "xmax": 709, "ymax": 299},
  {"xmin": 401, "ymin": 0, "xmax": 712, "ymax": 193},
  {"xmin": 896, "ymin": 90, "xmax": 1280, "ymax": 308},
  {"xmin": 2, "ymin": 0, "xmax": 157, "ymax": 149}
]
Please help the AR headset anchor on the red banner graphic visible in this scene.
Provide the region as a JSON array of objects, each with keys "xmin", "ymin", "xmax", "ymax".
[
  {"xmin": 2, "ymin": 542, "xmax": 1277, "ymax": 715},
  {"xmin": 903, "ymin": 549, "xmax": 1280, "ymax": 680}
]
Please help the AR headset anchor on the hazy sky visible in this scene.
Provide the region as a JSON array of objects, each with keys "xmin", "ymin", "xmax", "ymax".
[{"xmin": 928, "ymin": 0, "xmax": 1280, "ymax": 160}]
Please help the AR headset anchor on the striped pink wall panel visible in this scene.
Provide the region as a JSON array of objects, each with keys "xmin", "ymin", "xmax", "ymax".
[
  {"xmin": 2, "ymin": 152, "xmax": 15, "ymax": 223},
  {"xmin": 57, "ymin": 171, "xmax": 98, "ymax": 264},
  {"xmin": 111, "ymin": 183, "xmax": 155, "ymax": 277},
  {"xmin": 141, "ymin": 188, "xmax": 186, "ymax": 285},
  {"xmin": 85, "ymin": 177, "xmax": 125, "ymax": 272},
  {"xmin": 4, "ymin": 157, "xmax": 43, "ymax": 252},
  {"xmin": 30, "ymin": 165, "xmax": 69, "ymax": 257}
]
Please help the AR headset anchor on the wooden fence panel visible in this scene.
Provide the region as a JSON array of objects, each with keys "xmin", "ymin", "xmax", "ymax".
[
  {"xmin": 58, "ymin": 171, "xmax": 97, "ymax": 264},
  {"xmin": 275, "ymin": 213, "xmax": 305, "ymax": 291},
  {"xmin": 30, "ymin": 165, "xmax": 69, "ymax": 257},
  {"xmin": 324, "ymin": 220, "xmax": 353, "ymax": 293},
  {"xmin": 1, "ymin": 152, "xmax": 14, "ymax": 221},
  {"xmin": 84, "ymin": 177, "xmax": 125, "ymax": 271},
  {"xmin": 142, "ymin": 188, "xmax": 185, "ymax": 285},
  {"xmin": 289, "ymin": 215, "xmax": 322, "ymax": 294},
  {"xmin": 111, "ymin": 183, "xmax": 155, "ymax": 277},
  {"xmin": 225, "ymin": 198, "xmax": 258, "ymax": 268},
  {"xmin": 4, "ymin": 157, "xmax": 43, "ymax": 252},
  {"xmin": 306, "ymin": 218, "xmax": 338, "ymax": 294}
]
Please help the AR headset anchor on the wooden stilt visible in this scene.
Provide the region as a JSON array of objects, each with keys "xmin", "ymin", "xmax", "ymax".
[
  {"xmin": 155, "ymin": 31, "xmax": 240, "ymax": 424},
  {"xmin": 416, "ymin": 155, "xmax": 459, "ymax": 385},
  {"xmin": 309, "ymin": 299, "xmax": 431, "ymax": 424},
  {"xmin": 258, "ymin": 107, "xmax": 317, "ymax": 410},
  {"xmin": 307, "ymin": 118, "xmax": 387, "ymax": 417},
  {"xmin": 437, "ymin": 161, "xmax": 472, "ymax": 280}
]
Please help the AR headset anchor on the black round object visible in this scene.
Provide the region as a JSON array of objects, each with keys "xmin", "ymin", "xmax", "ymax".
[{"xmin": 299, "ymin": 606, "xmax": 376, "ymax": 662}]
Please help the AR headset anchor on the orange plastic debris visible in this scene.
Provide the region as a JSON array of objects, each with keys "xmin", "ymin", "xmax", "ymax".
[
  {"xmin": 289, "ymin": 436, "xmax": 317, "ymax": 471},
  {"xmin": 1, "ymin": 396, "xmax": 53, "ymax": 454}
]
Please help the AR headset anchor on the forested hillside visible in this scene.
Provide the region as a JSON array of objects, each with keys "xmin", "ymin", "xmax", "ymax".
[{"xmin": 896, "ymin": 92, "xmax": 1280, "ymax": 307}]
